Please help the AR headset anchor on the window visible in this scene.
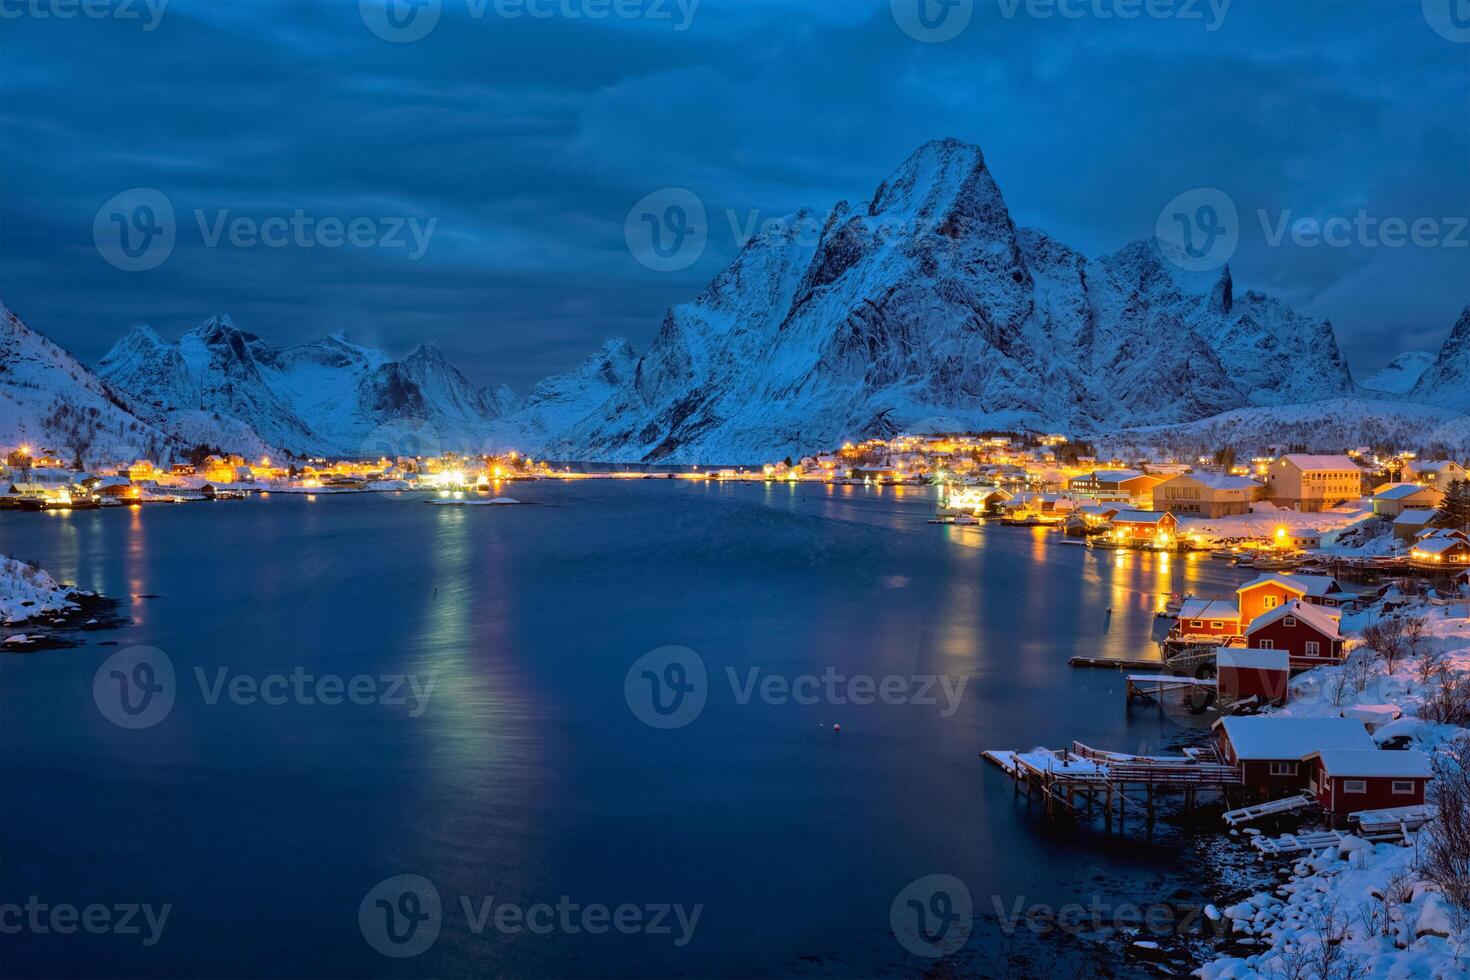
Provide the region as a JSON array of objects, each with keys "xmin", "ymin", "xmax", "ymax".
[
  {"xmin": 1210, "ymin": 621, "xmax": 1223, "ymax": 629},
  {"xmin": 1263, "ymin": 595, "xmax": 1280, "ymax": 609},
  {"xmin": 1191, "ymin": 620, "xmax": 1204, "ymax": 628},
  {"xmin": 1392, "ymin": 781, "xmax": 1416, "ymax": 795},
  {"xmin": 1304, "ymin": 641, "xmax": 1320, "ymax": 658},
  {"xmin": 1258, "ymin": 639, "xmax": 1274, "ymax": 649},
  {"xmin": 1269, "ymin": 762, "xmax": 1297, "ymax": 776},
  {"xmin": 1283, "ymin": 616, "xmax": 1297, "ymax": 627},
  {"xmin": 1342, "ymin": 779, "xmax": 1367, "ymax": 794}
]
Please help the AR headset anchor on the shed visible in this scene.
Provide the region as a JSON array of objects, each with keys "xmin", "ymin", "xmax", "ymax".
[
  {"xmin": 1304, "ymin": 749, "xmax": 1433, "ymax": 814},
  {"xmin": 1217, "ymin": 648, "xmax": 1289, "ymax": 706}
]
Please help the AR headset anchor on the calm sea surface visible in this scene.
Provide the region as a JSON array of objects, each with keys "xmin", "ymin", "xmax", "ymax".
[{"xmin": 0, "ymin": 482, "xmax": 1254, "ymax": 977}]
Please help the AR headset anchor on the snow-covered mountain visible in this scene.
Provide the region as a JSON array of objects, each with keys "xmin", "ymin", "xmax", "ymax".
[
  {"xmin": 1411, "ymin": 305, "xmax": 1470, "ymax": 414},
  {"xmin": 0, "ymin": 304, "xmax": 174, "ymax": 467},
  {"xmin": 1111, "ymin": 397, "xmax": 1470, "ymax": 458},
  {"xmin": 488, "ymin": 339, "xmax": 638, "ymax": 456},
  {"xmin": 563, "ymin": 138, "xmax": 1357, "ymax": 462},
  {"xmin": 1361, "ymin": 350, "xmax": 1436, "ymax": 395},
  {"xmin": 96, "ymin": 316, "xmax": 512, "ymax": 457}
]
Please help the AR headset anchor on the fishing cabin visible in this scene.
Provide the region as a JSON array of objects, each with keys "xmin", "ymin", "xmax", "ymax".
[
  {"xmin": 1213, "ymin": 716, "xmax": 1375, "ymax": 800},
  {"xmin": 1243, "ymin": 599, "xmax": 1345, "ymax": 669},
  {"xmin": 1304, "ymin": 750, "xmax": 1434, "ymax": 815},
  {"xmin": 1216, "ymin": 648, "xmax": 1289, "ymax": 706}
]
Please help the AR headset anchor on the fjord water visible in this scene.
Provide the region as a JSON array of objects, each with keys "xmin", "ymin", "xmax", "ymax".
[{"xmin": 0, "ymin": 482, "xmax": 1251, "ymax": 977}]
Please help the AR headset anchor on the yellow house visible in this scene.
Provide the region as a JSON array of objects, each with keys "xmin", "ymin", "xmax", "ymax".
[{"xmin": 1263, "ymin": 455, "xmax": 1363, "ymax": 512}]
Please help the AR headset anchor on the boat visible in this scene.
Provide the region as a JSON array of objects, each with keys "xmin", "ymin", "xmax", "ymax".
[{"xmin": 1252, "ymin": 554, "xmax": 1301, "ymax": 570}]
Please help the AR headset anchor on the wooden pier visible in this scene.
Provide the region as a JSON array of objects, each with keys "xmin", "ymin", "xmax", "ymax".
[
  {"xmin": 1068, "ymin": 655, "xmax": 1160, "ymax": 670},
  {"xmin": 982, "ymin": 741, "xmax": 1243, "ymax": 829}
]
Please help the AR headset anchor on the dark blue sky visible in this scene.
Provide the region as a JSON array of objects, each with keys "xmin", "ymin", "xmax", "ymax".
[{"xmin": 2, "ymin": 0, "xmax": 1466, "ymax": 392}]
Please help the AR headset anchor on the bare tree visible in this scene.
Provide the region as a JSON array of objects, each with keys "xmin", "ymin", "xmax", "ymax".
[
  {"xmin": 1421, "ymin": 735, "xmax": 1470, "ymax": 910},
  {"xmin": 1361, "ymin": 617, "xmax": 1410, "ymax": 675},
  {"xmin": 1416, "ymin": 645, "xmax": 1448, "ymax": 687},
  {"xmin": 1424, "ymin": 675, "xmax": 1470, "ymax": 727}
]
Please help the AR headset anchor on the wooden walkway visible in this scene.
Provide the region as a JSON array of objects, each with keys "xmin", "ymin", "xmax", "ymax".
[{"xmin": 982, "ymin": 742, "xmax": 1242, "ymax": 828}]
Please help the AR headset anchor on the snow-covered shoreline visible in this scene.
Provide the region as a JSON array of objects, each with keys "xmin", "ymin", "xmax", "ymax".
[
  {"xmin": 1196, "ymin": 598, "xmax": 1470, "ymax": 978},
  {"xmin": 0, "ymin": 554, "xmax": 81, "ymax": 625}
]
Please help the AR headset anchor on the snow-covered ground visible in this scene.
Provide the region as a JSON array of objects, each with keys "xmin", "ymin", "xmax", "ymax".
[
  {"xmin": 1180, "ymin": 500, "xmax": 1375, "ymax": 543},
  {"xmin": 1199, "ymin": 598, "xmax": 1470, "ymax": 978},
  {"xmin": 0, "ymin": 554, "xmax": 79, "ymax": 625}
]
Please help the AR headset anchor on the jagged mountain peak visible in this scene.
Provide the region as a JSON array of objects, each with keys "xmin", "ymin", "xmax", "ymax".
[{"xmin": 1410, "ymin": 304, "xmax": 1470, "ymax": 412}]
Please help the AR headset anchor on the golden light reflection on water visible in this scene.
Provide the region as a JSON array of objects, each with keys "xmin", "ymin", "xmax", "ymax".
[{"xmin": 127, "ymin": 505, "xmax": 146, "ymax": 624}]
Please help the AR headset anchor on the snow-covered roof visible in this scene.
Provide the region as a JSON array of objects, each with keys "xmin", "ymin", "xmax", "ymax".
[
  {"xmin": 1409, "ymin": 459, "xmax": 1463, "ymax": 473},
  {"xmin": 1178, "ymin": 599, "xmax": 1241, "ymax": 621},
  {"xmin": 1308, "ymin": 750, "xmax": 1433, "ymax": 779},
  {"xmin": 1413, "ymin": 537, "xmax": 1470, "ymax": 556},
  {"xmin": 1375, "ymin": 483, "xmax": 1439, "ymax": 501},
  {"xmin": 1279, "ymin": 454, "xmax": 1361, "ymax": 472},
  {"xmin": 1090, "ymin": 469, "xmax": 1144, "ymax": 483},
  {"xmin": 1177, "ymin": 472, "xmax": 1261, "ymax": 491},
  {"xmin": 1112, "ymin": 509, "xmax": 1171, "ymax": 525},
  {"xmin": 1215, "ymin": 716, "xmax": 1374, "ymax": 760},
  {"xmin": 1238, "ymin": 572, "xmax": 1339, "ymax": 597},
  {"xmin": 1394, "ymin": 509, "xmax": 1438, "ymax": 527},
  {"xmin": 1246, "ymin": 599, "xmax": 1343, "ymax": 639},
  {"xmin": 1217, "ymin": 648, "xmax": 1289, "ymax": 671}
]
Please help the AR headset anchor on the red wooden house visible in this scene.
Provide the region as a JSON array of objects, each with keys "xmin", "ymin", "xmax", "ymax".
[
  {"xmin": 1174, "ymin": 599, "xmax": 1243, "ymax": 640},
  {"xmin": 1217, "ymin": 648, "xmax": 1289, "ymax": 706},
  {"xmin": 1236, "ymin": 573, "xmax": 1344, "ymax": 624},
  {"xmin": 1304, "ymin": 750, "xmax": 1433, "ymax": 815},
  {"xmin": 1245, "ymin": 599, "xmax": 1345, "ymax": 668},
  {"xmin": 1213, "ymin": 716, "xmax": 1374, "ymax": 800}
]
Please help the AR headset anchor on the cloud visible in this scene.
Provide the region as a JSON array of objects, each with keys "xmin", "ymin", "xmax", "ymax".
[{"xmin": 0, "ymin": 0, "xmax": 1464, "ymax": 388}]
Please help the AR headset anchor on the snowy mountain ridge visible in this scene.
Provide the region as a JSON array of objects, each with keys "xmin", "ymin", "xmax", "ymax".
[
  {"xmin": 564, "ymin": 139, "xmax": 1365, "ymax": 462},
  {"xmin": 1361, "ymin": 350, "xmax": 1436, "ymax": 396},
  {"xmin": 95, "ymin": 316, "xmax": 513, "ymax": 458},
  {"xmin": 7, "ymin": 141, "xmax": 1468, "ymax": 465}
]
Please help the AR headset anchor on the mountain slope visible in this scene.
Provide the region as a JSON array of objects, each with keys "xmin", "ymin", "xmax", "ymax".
[
  {"xmin": 489, "ymin": 339, "xmax": 638, "ymax": 455},
  {"xmin": 96, "ymin": 318, "xmax": 512, "ymax": 457},
  {"xmin": 1411, "ymin": 305, "xmax": 1470, "ymax": 413},
  {"xmin": 1361, "ymin": 350, "xmax": 1436, "ymax": 395},
  {"xmin": 564, "ymin": 139, "xmax": 1357, "ymax": 463},
  {"xmin": 0, "ymin": 304, "xmax": 175, "ymax": 466}
]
